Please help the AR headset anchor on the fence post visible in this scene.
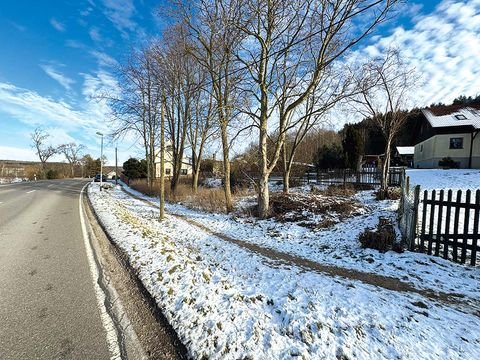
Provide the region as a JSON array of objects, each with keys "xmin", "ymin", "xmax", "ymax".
[{"xmin": 410, "ymin": 185, "xmax": 421, "ymax": 251}]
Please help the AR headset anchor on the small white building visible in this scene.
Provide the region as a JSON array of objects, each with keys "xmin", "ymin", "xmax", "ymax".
[
  {"xmin": 414, "ymin": 106, "xmax": 480, "ymax": 169},
  {"xmin": 154, "ymin": 143, "xmax": 193, "ymax": 177}
]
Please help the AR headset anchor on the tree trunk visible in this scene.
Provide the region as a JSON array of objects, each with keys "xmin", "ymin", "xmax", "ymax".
[
  {"xmin": 192, "ymin": 170, "xmax": 199, "ymax": 194},
  {"xmin": 257, "ymin": 112, "xmax": 270, "ymax": 218},
  {"xmin": 282, "ymin": 142, "xmax": 289, "ymax": 194},
  {"xmin": 282, "ymin": 168, "xmax": 290, "ymax": 194},
  {"xmin": 257, "ymin": 172, "xmax": 269, "ymax": 218},
  {"xmin": 381, "ymin": 139, "xmax": 392, "ymax": 192},
  {"xmin": 220, "ymin": 123, "xmax": 233, "ymax": 213},
  {"xmin": 160, "ymin": 101, "xmax": 165, "ymax": 220}
]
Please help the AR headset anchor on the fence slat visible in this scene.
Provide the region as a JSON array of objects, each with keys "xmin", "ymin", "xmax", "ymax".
[
  {"xmin": 443, "ymin": 190, "xmax": 453, "ymax": 260},
  {"xmin": 461, "ymin": 190, "xmax": 471, "ymax": 263},
  {"xmin": 435, "ymin": 190, "xmax": 444, "ymax": 257},
  {"xmin": 452, "ymin": 190, "xmax": 462, "ymax": 262},
  {"xmin": 410, "ymin": 185, "xmax": 421, "ymax": 251},
  {"xmin": 427, "ymin": 190, "xmax": 436, "ymax": 255},
  {"xmin": 420, "ymin": 190, "xmax": 428, "ymax": 251},
  {"xmin": 471, "ymin": 190, "xmax": 480, "ymax": 266}
]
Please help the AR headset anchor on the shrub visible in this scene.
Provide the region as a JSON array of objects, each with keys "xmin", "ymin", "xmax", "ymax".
[
  {"xmin": 438, "ymin": 157, "xmax": 459, "ymax": 169},
  {"xmin": 375, "ymin": 187, "xmax": 401, "ymax": 200},
  {"xmin": 45, "ymin": 169, "xmax": 59, "ymax": 179},
  {"xmin": 358, "ymin": 217, "xmax": 403, "ymax": 253}
]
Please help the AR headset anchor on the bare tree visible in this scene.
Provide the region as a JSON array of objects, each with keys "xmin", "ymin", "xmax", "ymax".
[
  {"xmin": 174, "ymin": 0, "xmax": 247, "ymax": 212},
  {"xmin": 187, "ymin": 80, "xmax": 216, "ymax": 193},
  {"xmin": 233, "ymin": 0, "xmax": 397, "ymax": 217},
  {"xmin": 58, "ymin": 142, "xmax": 85, "ymax": 178},
  {"xmin": 31, "ymin": 128, "xmax": 57, "ymax": 174},
  {"xmin": 108, "ymin": 46, "xmax": 162, "ymax": 190},
  {"xmin": 349, "ymin": 48, "xmax": 417, "ymax": 197}
]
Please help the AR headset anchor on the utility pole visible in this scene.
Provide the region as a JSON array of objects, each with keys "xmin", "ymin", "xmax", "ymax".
[{"xmin": 96, "ymin": 132, "xmax": 104, "ymax": 191}]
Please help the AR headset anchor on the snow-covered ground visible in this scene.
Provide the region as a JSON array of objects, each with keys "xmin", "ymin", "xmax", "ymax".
[
  {"xmin": 406, "ymin": 169, "xmax": 480, "ymax": 191},
  {"xmin": 0, "ymin": 177, "xmax": 26, "ymax": 184},
  {"xmin": 88, "ymin": 180, "xmax": 480, "ymax": 359}
]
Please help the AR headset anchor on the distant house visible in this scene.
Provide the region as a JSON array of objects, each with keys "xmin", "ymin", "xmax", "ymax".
[
  {"xmin": 154, "ymin": 143, "xmax": 193, "ymax": 177},
  {"xmin": 395, "ymin": 146, "xmax": 414, "ymax": 168},
  {"xmin": 413, "ymin": 105, "xmax": 480, "ymax": 169}
]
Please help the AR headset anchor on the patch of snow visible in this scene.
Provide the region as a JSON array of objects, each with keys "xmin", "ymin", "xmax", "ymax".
[{"xmin": 88, "ymin": 183, "xmax": 480, "ymax": 359}]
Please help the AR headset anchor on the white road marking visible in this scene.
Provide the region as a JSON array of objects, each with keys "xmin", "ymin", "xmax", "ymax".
[
  {"xmin": 26, "ymin": 190, "xmax": 36, "ymax": 194},
  {"xmin": 79, "ymin": 184, "xmax": 121, "ymax": 359},
  {"xmin": 47, "ymin": 184, "xmax": 53, "ymax": 188}
]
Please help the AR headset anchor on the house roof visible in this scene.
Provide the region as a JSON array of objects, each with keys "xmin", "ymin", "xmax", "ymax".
[
  {"xmin": 396, "ymin": 146, "xmax": 414, "ymax": 155},
  {"xmin": 422, "ymin": 106, "xmax": 480, "ymax": 130}
]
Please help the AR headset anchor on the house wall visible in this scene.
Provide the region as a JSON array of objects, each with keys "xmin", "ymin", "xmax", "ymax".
[
  {"xmin": 414, "ymin": 132, "xmax": 480, "ymax": 168},
  {"xmin": 154, "ymin": 151, "xmax": 193, "ymax": 177}
]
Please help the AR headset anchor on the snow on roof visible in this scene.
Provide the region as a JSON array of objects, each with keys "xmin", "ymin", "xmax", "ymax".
[
  {"xmin": 396, "ymin": 146, "xmax": 414, "ymax": 155},
  {"xmin": 422, "ymin": 106, "xmax": 480, "ymax": 129}
]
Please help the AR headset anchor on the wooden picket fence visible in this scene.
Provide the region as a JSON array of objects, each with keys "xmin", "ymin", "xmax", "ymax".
[
  {"xmin": 418, "ymin": 189, "xmax": 480, "ymax": 266},
  {"xmin": 399, "ymin": 180, "xmax": 480, "ymax": 266}
]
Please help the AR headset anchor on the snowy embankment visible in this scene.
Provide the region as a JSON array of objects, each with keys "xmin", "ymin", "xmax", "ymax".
[
  {"xmin": 89, "ymin": 183, "xmax": 479, "ymax": 359},
  {"xmin": 406, "ymin": 169, "xmax": 480, "ymax": 191}
]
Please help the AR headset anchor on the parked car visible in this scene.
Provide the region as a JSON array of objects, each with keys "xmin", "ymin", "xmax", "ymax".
[{"xmin": 94, "ymin": 174, "xmax": 107, "ymax": 182}]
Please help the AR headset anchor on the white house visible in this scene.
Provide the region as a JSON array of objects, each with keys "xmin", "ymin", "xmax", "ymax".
[
  {"xmin": 414, "ymin": 106, "xmax": 480, "ymax": 169},
  {"xmin": 154, "ymin": 143, "xmax": 193, "ymax": 177}
]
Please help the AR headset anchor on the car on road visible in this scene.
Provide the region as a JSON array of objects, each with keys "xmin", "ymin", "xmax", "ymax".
[{"xmin": 94, "ymin": 174, "xmax": 107, "ymax": 182}]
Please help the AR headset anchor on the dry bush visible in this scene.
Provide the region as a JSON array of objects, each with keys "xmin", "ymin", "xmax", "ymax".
[
  {"xmin": 267, "ymin": 192, "xmax": 363, "ymax": 229},
  {"xmin": 129, "ymin": 178, "xmax": 252, "ymax": 213},
  {"xmin": 358, "ymin": 217, "xmax": 403, "ymax": 253},
  {"xmin": 375, "ymin": 187, "xmax": 401, "ymax": 200},
  {"xmin": 312, "ymin": 183, "xmax": 376, "ymax": 197}
]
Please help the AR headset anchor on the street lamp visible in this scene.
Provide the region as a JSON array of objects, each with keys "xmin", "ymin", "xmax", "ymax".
[{"xmin": 96, "ymin": 132, "xmax": 104, "ymax": 190}]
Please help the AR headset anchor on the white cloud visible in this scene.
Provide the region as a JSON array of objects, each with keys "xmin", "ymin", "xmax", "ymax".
[
  {"xmin": 0, "ymin": 82, "xmax": 101, "ymax": 131},
  {"xmin": 358, "ymin": 0, "xmax": 480, "ymax": 107},
  {"xmin": 89, "ymin": 50, "xmax": 119, "ymax": 67},
  {"xmin": 50, "ymin": 18, "xmax": 66, "ymax": 32},
  {"xmin": 40, "ymin": 64, "xmax": 75, "ymax": 91},
  {"xmin": 89, "ymin": 27, "xmax": 102, "ymax": 42},
  {"xmin": 65, "ymin": 39, "xmax": 84, "ymax": 49},
  {"xmin": 0, "ymin": 145, "xmax": 37, "ymax": 161},
  {"xmin": 101, "ymin": 0, "xmax": 137, "ymax": 37}
]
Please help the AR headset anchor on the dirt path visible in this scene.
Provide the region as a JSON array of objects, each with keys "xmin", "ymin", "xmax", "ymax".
[{"xmin": 123, "ymin": 188, "xmax": 480, "ymax": 318}]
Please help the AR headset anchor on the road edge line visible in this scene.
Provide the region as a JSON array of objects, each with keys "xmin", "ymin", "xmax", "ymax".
[{"xmin": 79, "ymin": 183, "xmax": 122, "ymax": 359}]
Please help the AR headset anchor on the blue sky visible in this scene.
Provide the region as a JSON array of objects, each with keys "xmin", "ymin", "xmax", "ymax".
[{"xmin": 0, "ymin": 0, "xmax": 479, "ymax": 163}]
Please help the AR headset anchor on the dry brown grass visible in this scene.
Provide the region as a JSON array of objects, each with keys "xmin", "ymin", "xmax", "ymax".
[
  {"xmin": 311, "ymin": 183, "xmax": 374, "ymax": 197},
  {"xmin": 129, "ymin": 178, "xmax": 252, "ymax": 213}
]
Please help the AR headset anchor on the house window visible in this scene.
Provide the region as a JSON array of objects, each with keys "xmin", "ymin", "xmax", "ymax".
[
  {"xmin": 455, "ymin": 114, "xmax": 467, "ymax": 120},
  {"xmin": 181, "ymin": 169, "xmax": 187, "ymax": 175},
  {"xmin": 165, "ymin": 168, "xmax": 171, "ymax": 175},
  {"xmin": 449, "ymin": 137, "xmax": 463, "ymax": 149},
  {"xmin": 420, "ymin": 144, "xmax": 423, "ymax": 152}
]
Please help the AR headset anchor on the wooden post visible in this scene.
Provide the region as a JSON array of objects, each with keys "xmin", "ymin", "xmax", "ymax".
[
  {"xmin": 471, "ymin": 190, "xmax": 480, "ymax": 266},
  {"xmin": 461, "ymin": 190, "xmax": 471, "ymax": 263},
  {"xmin": 444, "ymin": 190, "xmax": 453, "ymax": 260},
  {"xmin": 411, "ymin": 185, "xmax": 420, "ymax": 251}
]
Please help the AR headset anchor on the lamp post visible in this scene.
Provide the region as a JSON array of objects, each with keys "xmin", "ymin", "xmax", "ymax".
[{"xmin": 96, "ymin": 132, "xmax": 103, "ymax": 190}]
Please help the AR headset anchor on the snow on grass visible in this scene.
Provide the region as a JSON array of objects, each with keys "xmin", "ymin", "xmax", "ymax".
[
  {"xmin": 88, "ymin": 183, "xmax": 480, "ymax": 359},
  {"xmin": 406, "ymin": 169, "xmax": 480, "ymax": 191},
  {"xmin": 122, "ymin": 184, "xmax": 480, "ymax": 300}
]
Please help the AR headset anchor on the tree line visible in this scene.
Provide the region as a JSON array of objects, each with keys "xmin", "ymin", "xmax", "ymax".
[
  {"xmin": 30, "ymin": 127, "xmax": 104, "ymax": 179},
  {"xmin": 106, "ymin": 0, "xmax": 420, "ymax": 218}
]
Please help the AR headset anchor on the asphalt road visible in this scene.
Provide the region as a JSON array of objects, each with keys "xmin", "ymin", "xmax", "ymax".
[{"xmin": 0, "ymin": 179, "xmax": 112, "ymax": 359}]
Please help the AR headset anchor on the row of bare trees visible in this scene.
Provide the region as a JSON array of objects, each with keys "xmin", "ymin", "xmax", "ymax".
[
  {"xmin": 30, "ymin": 128, "xmax": 87, "ymax": 178},
  {"xmin": 109, "ymin": 0, "xmax": 415, "ymax": 218}
]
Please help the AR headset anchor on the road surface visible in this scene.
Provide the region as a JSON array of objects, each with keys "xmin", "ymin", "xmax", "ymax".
[{"xmin": 0, "ymin": 179, "xmax": 113, "ymax": 359}]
